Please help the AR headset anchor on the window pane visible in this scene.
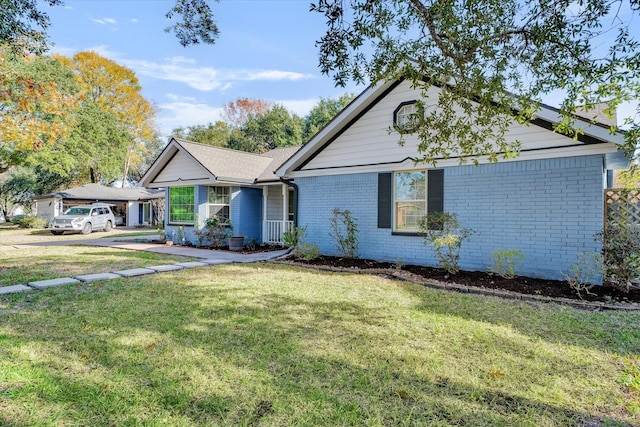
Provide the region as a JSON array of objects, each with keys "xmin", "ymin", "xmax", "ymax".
[
  {"xmin": 169, "ymin": 186, "xmax": 195, "ymax": 223},
  {"xmin": 208, "ymin": 187, "xmax": 230, "ymax": 205},
  {"xmin": 209, "ymin": 205, "xmax": 229, "ymax": 221},
  {"xmin": 394, "ymin": 171, "xmax": 426, "ymax": 231},
  {"xmin": 395, "ymin": 201, "xmax": 426, "ymax": 230},
  {"xmin": 395, "ymin": 172, "xmax": 426, "ymax": 200}
]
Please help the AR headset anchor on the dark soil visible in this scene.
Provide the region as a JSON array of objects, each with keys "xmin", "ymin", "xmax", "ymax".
[
  {"xmin": 157, "ymin": 240, "xmax": 283, "ymax": 255},
  {"xmin": 292, "ymin": 255, "xmax": 640, "ymax": 305}
]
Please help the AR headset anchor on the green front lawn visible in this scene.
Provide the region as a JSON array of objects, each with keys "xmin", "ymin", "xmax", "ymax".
[
  {"xmin": 1, "ymin": 263, "xmax": 638, "ymax": 426},
  {"xmin": 0, "ymin": 245, "xmax": 197, "ymax": 286}
]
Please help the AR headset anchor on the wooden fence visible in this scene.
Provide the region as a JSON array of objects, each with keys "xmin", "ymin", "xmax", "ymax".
[{"xmin": 604, "ymin": 188, "xmax": 640, "ymax": 228}]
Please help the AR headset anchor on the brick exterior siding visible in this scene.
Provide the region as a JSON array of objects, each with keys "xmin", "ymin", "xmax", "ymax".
[{"xmin": 295, "ymin": 155, "xmax": 604, "ymax": 280}]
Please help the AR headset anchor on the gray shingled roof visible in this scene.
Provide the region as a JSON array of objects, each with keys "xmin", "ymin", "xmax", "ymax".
[
  {"xmin": 34, "ymin": 183, "xmax": 163, "ymax": 201},
  {"xmin": 175, "ymin": 139, "xmax": 300, "ymax": 184}
]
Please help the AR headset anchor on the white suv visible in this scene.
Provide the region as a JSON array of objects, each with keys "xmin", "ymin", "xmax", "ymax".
[{"xmin": 50, "ymin": 203, "xmax": 116, "ymax": 235}]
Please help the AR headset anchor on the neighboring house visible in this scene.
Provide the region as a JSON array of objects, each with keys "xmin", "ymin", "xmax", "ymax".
[
  {"xmin": 276, "ymin": 80, "xmax": 629, "ymax": 280},
  {"xmin": 34, "ymin": 183, "xmax": 164, "ymax": 227},
  {"xmin": 138, "ymin": 139, "xmax": 300, "ymax": 245}
]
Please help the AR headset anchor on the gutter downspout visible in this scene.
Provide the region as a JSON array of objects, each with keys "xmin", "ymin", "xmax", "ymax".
[{"xmin": 280, "ymin": 178, "xmax": 298, "ymax": 227}]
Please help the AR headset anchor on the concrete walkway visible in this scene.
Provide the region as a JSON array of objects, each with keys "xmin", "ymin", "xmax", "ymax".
[{"xmin": 0, "ymin": 235, "xmax": 291, "ymax": 296}]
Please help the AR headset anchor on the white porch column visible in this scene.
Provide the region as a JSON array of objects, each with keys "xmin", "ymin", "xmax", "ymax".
[
  {"xmin": 281, "ymin": 184, "xmax": 287, "ymax": 224},
  {"xmin": 262, "ymin": 186, "xmax": 268, "ymax": 241}
]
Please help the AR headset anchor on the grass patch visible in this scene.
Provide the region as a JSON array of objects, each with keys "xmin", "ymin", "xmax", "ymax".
[
  {"xmin": 0, "ymin": 245, "xmax": 197, "ymax": 285},
  {"xmin": 0, "ymin": 263, "xmax": 638, "ymax": 426}
]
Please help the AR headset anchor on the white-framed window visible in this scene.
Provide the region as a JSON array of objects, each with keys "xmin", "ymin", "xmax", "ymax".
[
  {"xmin": 169, "ymin": 186, "xmax": 195, "ymax": 224},
  {"xmin": 394, "ymin": 170, "xmax": 426, "ymax": 231},
  {"xmin": 208, "ymin": 186, "xmax": 231, "ymax": 223},
  {"xmin": 393, "ymin": 101, "xmax": 419, "ymax": 130}
]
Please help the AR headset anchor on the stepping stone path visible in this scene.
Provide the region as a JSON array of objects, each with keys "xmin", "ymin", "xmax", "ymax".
[
  {"xmin": 29, "ymin": 278, "xmax": 80, "ymax": 290},
  {"xmin": 0, "ymin": 258, "xmax": 234, "ymax": 296},
  {"xmin": 0, "ymin": 243, "xmax": 291, "ymax": 296}
]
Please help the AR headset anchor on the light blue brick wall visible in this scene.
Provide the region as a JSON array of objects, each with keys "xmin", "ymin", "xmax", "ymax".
[
  {"xmin": 296, "ymin": 155, "xmax": 605, "ymax": 280},
  {"xmin": 232, "ymin": 187, "xmax": 262, "ymax": 242},
  {"xmin": 165, "ymin": 185, "xmax": 263, "ymax": 245}
]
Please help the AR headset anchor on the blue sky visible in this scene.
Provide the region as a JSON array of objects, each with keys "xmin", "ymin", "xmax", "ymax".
[
  {"xmin": 44, "ymin": 1, "xmax": 365, "ymax": 136},
  {"xmin": 43, "ymin": 1, "xmax": 637, "ymax": 136}
]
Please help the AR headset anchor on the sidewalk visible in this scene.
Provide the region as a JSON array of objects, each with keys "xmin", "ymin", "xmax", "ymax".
[{"xmin": 0, "ymin": 235, "xmax": 291, "ymax": 296}]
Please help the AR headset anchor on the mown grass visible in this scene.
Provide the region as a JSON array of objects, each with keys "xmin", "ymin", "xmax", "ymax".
[
  {"xmin": 1, "ymin": 263, "xmax": 638, "ymax": 426},
  {"xmin": 0, "ymin": 245, "xmax": 197, "ymax": 286},
  {"xmin": 0, "ymin": 224, "xmax": 159, "ymax": 245}
]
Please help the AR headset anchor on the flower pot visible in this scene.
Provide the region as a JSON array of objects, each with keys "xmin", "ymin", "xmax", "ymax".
[{"xmin": 229, "ymin": 236, "xmax": 244, "ymax": 251}]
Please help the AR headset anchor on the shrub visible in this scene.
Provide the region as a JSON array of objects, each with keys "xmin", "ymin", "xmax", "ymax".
[
  {"xmin": 201, "ymin": 215, "xmax": 232, "ymax": 248},
  {"xmin": 15, "ymin": 216, "xmax": 45, "ymax": 229},
  {"xmin": 563, "ymin": 252, "xmax": 603, "ymax": 299},
  {"xmin": 329, "ymin": 208, "xmax": 359, "ymax": 258},
  {"xmin": 299, "ymin": 242, "xmax": 320, "ymax": 260},
  {"xmin": 419, "ymin": 212, "xmax": 473, "ymax": 275},
  {"xmin": 283, "ymin": 225, "xmax": 307, "ymax": 254},
  {"xmin": 489, "ymin": 249, "xmax": 524, "ymax": 279},
  {"xmin": 176, "ymin": 225, "xmax": 186, "ymax": 245},
  {"xmin": 596, "ymin": 222, "xmax": 640, "ymax": 293}
]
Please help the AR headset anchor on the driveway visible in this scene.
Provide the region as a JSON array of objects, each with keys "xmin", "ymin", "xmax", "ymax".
[{"xmin": 0, "ymin": 226, "xmax": 290, "ymax": 262}]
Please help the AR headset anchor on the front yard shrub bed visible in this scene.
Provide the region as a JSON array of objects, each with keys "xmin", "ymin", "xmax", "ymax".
[{"xmin": 288, "ymin": 255, "xmax": 640, "ymax": 305}]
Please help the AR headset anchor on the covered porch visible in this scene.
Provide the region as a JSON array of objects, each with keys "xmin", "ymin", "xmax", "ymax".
[{"xmin": 262, "ymin": 183, "xmax": 294, "ymax": 244}]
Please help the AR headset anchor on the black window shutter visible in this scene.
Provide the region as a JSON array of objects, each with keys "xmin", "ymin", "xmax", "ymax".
[
  {"xmin": 377, "ymin": 173, "xmax": 392, "ymax": 228},
  {"xmin": 427, "ymin": 169, "xmax": 444, "ymax": 214}
]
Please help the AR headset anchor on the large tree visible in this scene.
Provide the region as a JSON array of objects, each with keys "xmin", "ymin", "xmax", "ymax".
[
  {"xmin": 310, "ymin": 0, "xmax": 640, "ymax": 164},
  {"xmin": 0, "ymin": 46, "xmax": 80, "ymax": 172},
  {"xmin": 172, "ymin": 121, "xmax": 231, "ymax": 147},
  {"xmin": 56, "ymin": 51, "xmax": 158, "ymax": 185},
  {"xmin": 31, "ymin": 102, "xmax": 130, "ymax": 185},
  {"xmin": 228, "ymin": 105, "xmax": 305, "ymax": 153},
  {"xmin": 303, "ymin": 93, "xmax": 356, "ymax": 140},
  {"xmin": 221, "ymin": 98, "xmax": 272, "ymax": 128}
]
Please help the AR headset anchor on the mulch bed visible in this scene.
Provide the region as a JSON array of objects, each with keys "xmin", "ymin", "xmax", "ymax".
[
  {"xmin": 157, "ymin": 240, "xmax": 283, "ymax": 254},
  {"xmin": 287, "ymin": 255, "xmax": 640, "ymax": 306}
]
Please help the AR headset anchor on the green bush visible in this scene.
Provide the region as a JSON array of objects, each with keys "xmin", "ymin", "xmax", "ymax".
[
  {"xmin": 329, "ymin": 208, "xmax": 359, "ymax": 258},
  {"xmin": 199, "ymin": 215, "xmax": 232, "ymax": 248},
  {"xmin": 596, "ymin": 222, "xmax": 640, "ymax": 292},
  {"xmin": 15, "ymin": 216, "xmax": 45, "ymax": 229},
  {"xmin": 419, "ymin": 212, "xmax": 473, "ymax": 275},
  {"xmin": 283, "ymin": 225, "xmax": 307, "ymax": 254},
  {"xmin": 299, "ymin": 242, "xmax": 320, "ymax": 260},
  {"xmin": 489, "ymin": 249, "xmax": 524, "ymax": 279}
]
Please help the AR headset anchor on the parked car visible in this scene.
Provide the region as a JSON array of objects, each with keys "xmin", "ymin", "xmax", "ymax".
[{"xmin": 49, "ymin": 204, "xmax": 116, "ymax": 235}]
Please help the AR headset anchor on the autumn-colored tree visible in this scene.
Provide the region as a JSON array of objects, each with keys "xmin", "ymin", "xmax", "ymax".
[
  {"xmin": 56, "ymin": 51, "xmax": 157, "ymax": 186},
  {"xmin": 222, "ymin": 98, "xmax": 271, "ymax": 129},
  {"xmin": 0, "ymin": 47, "xmax": 80, "ymax": 173}
]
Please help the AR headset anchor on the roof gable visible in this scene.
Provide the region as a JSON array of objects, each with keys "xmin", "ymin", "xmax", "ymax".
[
  {"xmin": 34, "ymin": 183, "xmax": 163, "ymax": 201},
  {"xmin": 139, "ymin": 138, "xmax": 301, "ymax": 188},
  {"xmin": 277, "ymin": 80, "xmax": 626, "ymax": 177}
]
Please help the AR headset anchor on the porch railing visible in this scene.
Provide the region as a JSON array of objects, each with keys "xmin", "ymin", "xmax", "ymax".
[{"xmin": 263, "ymin": 220, "xmax": 294, "ymax": 245}]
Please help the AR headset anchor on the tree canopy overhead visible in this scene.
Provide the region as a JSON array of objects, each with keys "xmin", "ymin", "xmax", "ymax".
[
  {"xmin": 310, "ymin": 0, "xmax": 640, "ymax": 164},
  {"xmin": 5, "ymin": 0, "xmax": 638, "ymax": 166},
  {"xmin": 2, "ymin": 0, "xmax": 219, "ymax": 54}
]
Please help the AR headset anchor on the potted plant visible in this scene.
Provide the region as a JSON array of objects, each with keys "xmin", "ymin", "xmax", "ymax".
[{"xmin": 228, "ymin": 235, "xmax": 244, "ymax": 251}]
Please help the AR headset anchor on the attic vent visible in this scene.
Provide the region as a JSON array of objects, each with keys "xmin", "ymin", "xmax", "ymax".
[{"xmin": 393, "ymin": 100, "xmax": 419, "ymax": 132}]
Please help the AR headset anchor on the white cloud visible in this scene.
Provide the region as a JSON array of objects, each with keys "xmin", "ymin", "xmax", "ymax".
[
  {"xmin": 91, "ymin": 17, "xmax": 117, "ymax": 25},
  {"xmin": 129, "ymin": 18, "xmax": 139, "ymax": 23},
  {"xmin": 157, "ymin": 100, "xmax": 224, "ymax": 136},
  {"xmin": 277, "ymin": 98, "xmax": 320, "ymax": 117},
  {"xmin": 52, "ymin": 46, "xmax": 316, "ymax": 92},
  {"xmin": 123, "ymin": 58, "xmax": 316, "ymax": 92}
]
